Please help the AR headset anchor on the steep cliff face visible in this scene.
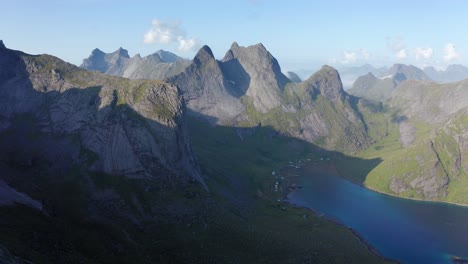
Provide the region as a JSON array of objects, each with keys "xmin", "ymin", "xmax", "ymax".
[
  {"xmin": 169, "ymin": 45, "xmax": 245, "ymax": 123},
  {"xmin": 0, "ymin": 44, "xmax": 205, "ymax": 190},
  {"xmin": 222, "ymin": 42, "xmax": 289, "ymax": 113}
]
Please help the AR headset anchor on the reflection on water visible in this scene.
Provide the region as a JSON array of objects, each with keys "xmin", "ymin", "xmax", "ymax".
[{"xmin": 286, "ymin": 165, "xmax": 468, "ymax": 264}]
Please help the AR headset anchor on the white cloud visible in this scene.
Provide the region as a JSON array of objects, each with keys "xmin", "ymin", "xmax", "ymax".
[
  {"xmin": 342, "ymin": 51, "xmax": 357, "ymax": 64},
  {"xmin": 396, "ymin": 49, "xmax": 407, "ymax": 59},
  {"xmin": 144, "ymin": 19, "xmax": 200, "ymax": 52},
  {"xmin": 414, "ymin": 47, "xmax": 433, "ymax": 60},
  {"xmin": 443, "ymin": 43, "xmax": 460, "ymax": 62},
  {"xmin": 178, "ymin": 37, "xmax": 198, "ymax": 52},
  {"xmin": 387, "ymin": 36, "xmax": 407, "ymax": 60},
  {"xmin": 340, "ymin": 49, "xmax": 372, "ymax": 64}
]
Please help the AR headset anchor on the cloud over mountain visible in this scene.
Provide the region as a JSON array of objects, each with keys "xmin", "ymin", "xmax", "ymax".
[
  {"xmin": 144, "ymin": 19, "xmax": 201, "ymax": 52},
  {"xmin": 414, "ymin": 47, "xmax": 433, "ymax": 60},
  {"xmin": 443, "ymin": 43, "xmax": 460, "ymax": 62}
]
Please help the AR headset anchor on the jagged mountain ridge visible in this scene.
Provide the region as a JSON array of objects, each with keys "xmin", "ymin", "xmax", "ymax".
[
  {"xmin": 168, "ymin": 42, "xmax": 374, "ymax": 152},
  {"xmin": 81, "ymin": 47, "xmax": 191, "ymax": 80}
]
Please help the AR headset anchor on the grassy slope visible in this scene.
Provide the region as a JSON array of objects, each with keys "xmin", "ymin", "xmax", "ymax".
[
  {"xmin": 341, "ymin": 108, "xmax": 468, "ymax": 205},
  {"xmin": 187, "ymin": 118, "xmax": 391, "ymax": 264}
]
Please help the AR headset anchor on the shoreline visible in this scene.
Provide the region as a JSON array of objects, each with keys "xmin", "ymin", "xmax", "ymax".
[
  {"xmin": 279, "ymin": 162, "xmax": 401, "ymax": 264},
  {"xmin": 331, "ymin": 163, "xmax": 468, "ymax": 209}
]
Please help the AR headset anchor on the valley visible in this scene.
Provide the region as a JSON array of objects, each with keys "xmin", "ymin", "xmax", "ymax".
[{"xmin": 1, "ymin": 17, "xmax": 468, "ymax": 263}]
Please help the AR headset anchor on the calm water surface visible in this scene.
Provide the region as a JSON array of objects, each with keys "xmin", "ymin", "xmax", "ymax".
[{"xmin": 286, "ymin": 166, "xmax": 468, "ymax": 264}]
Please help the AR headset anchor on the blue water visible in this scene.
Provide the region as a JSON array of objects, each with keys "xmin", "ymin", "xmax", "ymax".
[{"xmin": 286, "ymin": 167, "xmax": 468, "ymax": 264}]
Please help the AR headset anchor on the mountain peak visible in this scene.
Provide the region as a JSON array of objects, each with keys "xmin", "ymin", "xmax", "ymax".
[
  {"xmin": 113, "ymin": 47, "xmax": 130, "ymax": 58},
  {"xmin": 231, "ymin": 41, "xmax": 239, "ymax": 49},
  {"xmin": 193, "ymin": 45, "xmax": 215, "ymax": 66},
  {"xmin": 253, "ymin": 42, "xmax": 267, "ymax": 51},
  {"xmin": 91, "ymin": 48, "xmax": 104, "ymax": 55},
  {"xmin": 307, "ymin": 65, "xmax": 344, "ymax": 100},
  {"xmin": 154, "ymin": 49, "xmax": 183, "ymax": 62},
  {"xmin": 0, "ymin": 40, "xmax": 5, "ymax": 49}
]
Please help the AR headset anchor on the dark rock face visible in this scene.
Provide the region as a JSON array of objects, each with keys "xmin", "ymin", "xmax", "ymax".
[{"xmin": 0, "ymin": 46, "xmax": 205, "ymax": 189}]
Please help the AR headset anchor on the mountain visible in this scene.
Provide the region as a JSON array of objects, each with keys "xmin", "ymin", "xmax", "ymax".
[
  {"xmin": 170, "ymin": 42, "xmax": 375, "ymax": 152},
  {"xmin": 81, "ymin": 48, "xmax": 190, "ymax": 80},
  {"xmin": 0, "ymin": 41, "xmax": 389, "ymax": 263},
  {"xmin": 338, "ymin": 64, "xmax": 388, "ymax": 90},
  {"xmin": 221, "ymin": 42, "xmax": 290, "ymax": 113},
  {"xmin": 347, "ymin": 64, "xmax": 431, "ymax": 102},
  {"xmin": 154, "ymin": 49, "xmax": 185, "ymax": 62},
  {"xmin": 423, "ymin": 64, "xmax": 468, "ymax": 83},
  {"xmin": 80, "ymin": 47, "xmax": 130, "ymax": 75},
  {"xmin": 286, "ymin": 71, "xmax": 302, "ymax": 83},
  {"xmin": 169, "ymin": 45, "xmax": 246, "ymax": 123}
]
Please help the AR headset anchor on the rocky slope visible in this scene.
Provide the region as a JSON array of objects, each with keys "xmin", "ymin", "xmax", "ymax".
[
  {"xmin": 348, "ymin": 64, "xmax": 431, "ymax": 102},
  {"xmin": 358, "ymin": 79, "xmax": 468, "ymax": 203},
  {"xmin": 81, "ymin": 47, "xmax": 190, "ymax": 80},
  {"xmin": 0, "ymin": 42, "xmax": 205, "ymax": 200}
]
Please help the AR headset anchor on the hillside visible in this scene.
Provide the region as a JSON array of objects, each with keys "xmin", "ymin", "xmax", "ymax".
[{"xmin": 351, "ymin": 79, "xmax": 468, "ymax": 204}]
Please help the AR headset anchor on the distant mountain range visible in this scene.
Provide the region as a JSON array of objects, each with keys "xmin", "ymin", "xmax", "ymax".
[
  {"xmin": 423, "ymin": 64, "xmax": 468, "ymax": 83},
  {"xmin": 338, "ymin": 64, "xmax": 388, "ymax": 89},
  {"xmin": 347, "ymin": 64, "xmax": 431, "ymax": 102},
  {"xmin": 336, "ymin": 63, "xmax": 468, "ymax": 90},
  {"xmin": 81, "ymin": 47, "xmax": 191, "ymax": 80}
]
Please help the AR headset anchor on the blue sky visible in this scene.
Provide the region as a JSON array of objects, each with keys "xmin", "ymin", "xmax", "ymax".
[{"xmin": 2, "ymin": 0, "xmax": 468, "ymax": 72}]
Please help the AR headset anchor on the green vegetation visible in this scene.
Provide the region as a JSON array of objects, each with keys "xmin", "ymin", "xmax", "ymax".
[{"xmin": 185, "ymin": 118, "xmax": 391, "ymax": 263}]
